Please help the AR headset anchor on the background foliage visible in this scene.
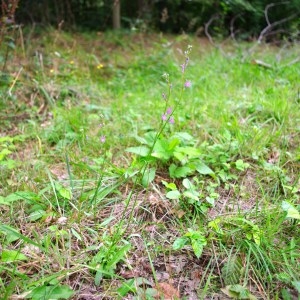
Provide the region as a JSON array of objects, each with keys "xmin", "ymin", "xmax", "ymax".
[{"xmin": 14, "ymin": 0, "xmax": 300, "ymax": 39}]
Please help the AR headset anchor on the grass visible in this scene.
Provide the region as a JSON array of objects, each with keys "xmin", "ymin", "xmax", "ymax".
[{"xmin": 0, "ymin": 27, "xmax": 299, "ymax": 299}]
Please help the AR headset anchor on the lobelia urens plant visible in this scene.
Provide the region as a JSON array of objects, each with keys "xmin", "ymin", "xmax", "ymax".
[
  {"xmin": 126, "ymin": 45, "xmax": 193, "ymax": 185},
  {"xmin": 90, "ymin": 45, "xmax": 193, "ymax": 283}
]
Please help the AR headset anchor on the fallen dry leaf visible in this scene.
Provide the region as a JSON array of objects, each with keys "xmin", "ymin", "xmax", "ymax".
[{"xmin": 156, "ymin": 282, "xmax": 180, "ymax": 300}]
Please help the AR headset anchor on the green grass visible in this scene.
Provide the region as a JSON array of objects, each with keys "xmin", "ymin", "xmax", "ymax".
[{"xmin": 0, "ymin": 28, "xmax": 299, "ymax": 299}]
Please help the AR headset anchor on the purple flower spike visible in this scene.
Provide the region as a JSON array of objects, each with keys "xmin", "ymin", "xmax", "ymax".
[
  {"xmin": 162, "ymin": 114, "xmax": 167, "ymax": 121},
  {"xmin": 184, "ymin": 80, "xmax": 192, "ymax": 88},
  {"xmin": 100, "ymin": 136, "xmax": 106, "ymax": 143},
  {"xmin": 166, "ymin": 107, "xmax": 172, "ymax": 114},
  {"xmin": 169, "ymin": 117, "xmax": 175, "ymax": 124}
]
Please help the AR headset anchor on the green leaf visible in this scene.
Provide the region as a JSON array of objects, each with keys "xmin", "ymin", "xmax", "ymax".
[
  {"xmin": 117, "ymin": 278, "xmax": 135, "ymax": 297},
  {"xmin": 28, "ymin": 285, "xmax": 75, "ymax": 300},
  {"xmin": 106, "ymin": 243, "xmax": 131, "ymax": 270},
  {"xmin": 173, "ymin": 132, "xmax": 195, "ymax": 143},
  {"xmin": 0, "ymin": 225, "xmax": 20, "ymax": 243},
  {"xmin": 0, "ymin": 224, "xmax": 45, "ymax": 251},
  {"xmin": 208, "ymin": 218, "xmax": 223, "ymax": 234},
  {"xmin": 292, "ymin": 281, "xmax": 300, "ymax": 293},
  {"xmin": 169, "ymin": 164, "xmax": 192, "ymax": 178},
  {"xmin": 144, "ymin": 131, "xmax": 156, "ymax": 145},
  {"xmin": 152, "ymin": 139, "xmax": 172, "ymax": 160},
  {"xmin": 141, "ymin": 167, "xmax": 156, "ymax": 188},
  {"xmin": 99, "ymin": 216, "xmax": 115, "ymax": 227},
  {"xmin": 206, "ymin": 196, "xmax": 215, "ymax": 206},
  {"xmin": 0, "ymin": 196, "xmax": 10, "ymax": 206},
  {"xmin": 221, "ymin": 284, "xmax": 257, "ymax": 300},
  {"xmin": 0, "ymin": 158, "xmax": 17, "ymax": 169},
  {"xmin": 3, "ymin": 191, "xmax": 39, "ymax": 204},
  {"xmin": 195, "ymin": 161, "xmax": 214, "ymax": 175},
  {"xmin": 162, "ymin": 180, "xmax": 177, "ymax": 190},
  {"xmin": 174, "ymin": 146, "xmax": 201, "ymax": 160},
  {"xmin": 173, "ymin": 236, "xmax": 188, "ymax": 250},
  {"xmin": 185, "ymin": 230, "xmax": 207, "ymax": 243},
  {"xmin": 168, "ymin": 137, "xmax": 180, "ymax": 151},
  {"xmin": 182, "ymin": 178, "xmax": 195, "ymax": 190},
  {"xmin": 191, "ymin": 239, "xmax": 205, "ymax": 259},
  {"xmin": 145, "ymin": 288, "xmax": 159, "ymax": 298},
  {"xmin": 57, "ymin": 187, "xmax": 72, "ymax": 200},
  {"xmin": 71, "ymin": 228, "xmax": 82, "ymax": 241},
  {"xmin": 1, "ymin": 249, "xmax": 28, "ymax": 262},
  {"xmin": 235, "ymin": 159, "xmax": 250, "ymax": 171},
  {"xmin": 28, "ymin": 209, "xmax": 46, "ymax": 222},
  {"xmin": 281, "ymin": 201, "xmax": 300, "ymax": 219},
  {"xmin": 0, "ymin": 148, "xmax": 12, "ymax": 161},
  {"xmin": 183, "ymin": 190, "xmax": 199, "ymax": 201},
  {"xmin": 126, "ymin": 146, "xmax": 150, "ymax": 157},
  {"xmin": 95, "ymin": 270, "xmax": 103, "ymax": 286},
  {"xmin": 252, "ymin": 229, "xmax": 261, "ymax": 246},
  {"xmin": 133, "ymin": 135, "xmax": 148, "ymax": 145},
  {"xmin": 166, "ymin": 190, "xmax": 181, "ymax": 200}
]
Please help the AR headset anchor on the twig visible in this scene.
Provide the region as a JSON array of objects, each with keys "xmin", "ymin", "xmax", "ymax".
[
  {"xmin": 7, "ymin": 66, "xmax": 23, "ymax": 96},
  {"xmin": 243, "ymin": 1, "xmax": 299, "ymax": 61},
  {"xmin": 283, "ymin": 56, "xmax": 300, "ymax": 67},
  {"xmin": 252, "ymin": 59, "xmax": 272, "ymax": 69},
  {"xmin": 230, "ymin": 14, "xmax": 242, "ymax": 41},
  {"xmin": 205, "ymin": 14, "xmax": 218, "ymax": 46},
  {"xmin": 258, "ymin": 13, "xmax": 297, "ymax": 44},
  {"xmin": 204, "ymin": 14, "xmax": 227, "ymax": 57},
  {"xmin": 264, "ymin": 2, "xmax": 290, "ymax": 27}
]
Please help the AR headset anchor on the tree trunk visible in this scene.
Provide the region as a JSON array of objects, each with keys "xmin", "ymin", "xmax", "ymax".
[{"xmin": 112, "ymin": 0, "xmax": 121, "ymax": 30}]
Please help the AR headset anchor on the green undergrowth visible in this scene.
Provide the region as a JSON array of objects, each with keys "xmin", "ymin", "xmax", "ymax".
[{"xmin": 0, "ymin": 28, "xmax": 299, "ymax": 299}]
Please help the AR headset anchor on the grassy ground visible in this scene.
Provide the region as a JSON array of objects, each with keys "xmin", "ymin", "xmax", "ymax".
[{"xmin": 0, "ymin": 28, "xmax": 299, "ymax": 300}]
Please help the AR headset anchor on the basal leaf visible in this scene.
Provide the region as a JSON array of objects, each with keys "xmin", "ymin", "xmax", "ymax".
[
  {"xmin": 28, "ymin": 209, "xmax": 46, "ymax": 222},
  {"xmin": 58, "ymin": 187, "xmax": 72, "ymax": 200},
  {"xmin": 1, "ymin": 249, "xmax": 28, "ymax": 262},
  {"xmin": 126, "ymin": 146, "xmax": 150, "ymax": 157},
  {"xmin": 3, "ymin": 191, "xmax": 39, "ymax": 204},
  {"xmin": 195, "ymin": 161, "xmax": 214, "ymax": 175},
  {"xmin": 152, "ymin": 139, "xmax": 172, "ymax": 160},
  {"xmin": 106, "ymin": 243, "xmax": 131, "ymax": 270},
  {"xmin": 182, "ymin": 178, "xmax": 195, "ymax": 190},
  {"xmin": 169, "ymin": 164, "xmax": 192, "ymax": 178},
  {"xmin": 117, "ymin": 278, "xmax": 136, "ymax": 297},
  {"xmin": 0, "ymin": 196, "xmax": 10, "ymax": 206},
  {"xmin": 0, "ymin": 224, "xmax": 44, "ymax": 251},
  {"xmin": 281, "ymin": 201, "xmax": 300, "ymax": 220},
  {"xmin": 71, "ymin": 228, "xmax": 82, "ymax": 241},
  {"xmin": 28, "ymin": 285, "xmax": 74, "ymax": 300},
  {"xmin": 142, "ymin": 167, "xmax": 156, "ymax": 188},
  {"xmin": 166, "ymin": 190, "xmax": 181, "ymax": 200},
  {"xmin": 183, "ymin": 190, "xmax": 199, "ymax": 201}
]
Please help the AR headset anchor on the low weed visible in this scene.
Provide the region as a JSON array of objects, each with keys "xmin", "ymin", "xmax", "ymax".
[{"xmin": 0, "ymin": 28, "xmax": 299, "ymax": 299}]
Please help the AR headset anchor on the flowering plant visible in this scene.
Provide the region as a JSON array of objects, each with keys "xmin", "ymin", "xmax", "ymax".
[{"xmin": 126, "ymin": 45, "xmax": 193, "ymax": 186}]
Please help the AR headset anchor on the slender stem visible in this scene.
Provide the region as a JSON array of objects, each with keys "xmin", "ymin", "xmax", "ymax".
[{"xmin": 105, "ymin": 46, "xmax": 192, "ymax": 258}]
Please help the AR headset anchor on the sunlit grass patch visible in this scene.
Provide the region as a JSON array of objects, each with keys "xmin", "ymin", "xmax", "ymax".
[{"xmin": 0, "ymin": 29, "xmax": 299, "ymax": 299}]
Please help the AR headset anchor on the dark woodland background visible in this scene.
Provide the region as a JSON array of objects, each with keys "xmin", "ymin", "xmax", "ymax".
[{"xmin": 12, "ymin": 0, "xmax": 300, "ymax": 40}]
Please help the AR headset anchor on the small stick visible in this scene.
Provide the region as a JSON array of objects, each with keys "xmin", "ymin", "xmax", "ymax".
[{"xmin": 8, "ymin": 66, "xmax": 23, "ymax": 96}]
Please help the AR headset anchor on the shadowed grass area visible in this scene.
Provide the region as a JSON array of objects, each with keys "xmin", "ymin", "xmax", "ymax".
[{"xmin": 0, "ymin": 29, "xmax": 299, "ymax": 299}]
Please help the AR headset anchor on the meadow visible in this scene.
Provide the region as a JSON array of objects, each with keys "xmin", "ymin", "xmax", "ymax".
[{"xmin": 0, "ymin": 29, "xmax": 299, "ymax": 299}]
